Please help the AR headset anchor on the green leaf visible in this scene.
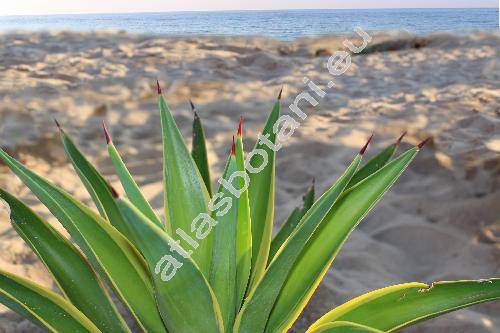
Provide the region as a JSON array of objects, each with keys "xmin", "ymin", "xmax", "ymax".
[
  {"xmin": 269, "ymin": 180, "xmax": 314, "ymax": 262},
  {"xmin": 310, "ymin": 322, "xmax": 383, "ymax": 333},
  {"xmin": 247, "ymin": 98, "xmax": 281, "ymax": 289},
  {"xmin": 0, "ymin": 269, "xmax": 100, "ymax": 332},
  {"xmin": 58, "ymin": 127, "xmax": 118, "ymax": 221},
  {"xmin": 59, "ymin": 127, "xmax": 151, "ymax": 243},
  {"xmin": 266, "ymin": 148, "xmax": 419, "ymax": 332},
  {"xmin": 0, "ymin": 149, "xmax": 167, "ymax": 333},
  {"xmin": 158, "ymin": 92, "xmax": 212, "ymax": 276},
  {"xmin": 301, "ymin": 180, "xmax": 315, "ymax": 210},
  {"xmin": 116, "ymin": 198, "xmax": 223, "ymax": 333},
  {"xmin": 269, "ymin": 207, "xmax": 300, "ymax": 259},
  {"xmin": 308, "ymin": 279, "xmax": 500, "ymax": 332},
  {"xmin": 235, "ymin": 132, "xmax": 252, "ymax": 309},
  {"xmin": 209, "ymin": 152, "xmax": 238, "ymax": 333},
  {"xmin": 191, "ymin": 103, "xmax": 213, "ymax": 196},
  {"xmin": 234, "ymin": 152, "xmax": 362, "ymax": 333},
  {"xmin": 0, "ymin": 189, "xmax": 130, "ymax": 333},
  {"xmin": 104, "ymin": 124, "xmax": 163, "ymax": 228},
  {"xmin": 347, "ymin": 137, "xmax": 401, "ymax": 189}
]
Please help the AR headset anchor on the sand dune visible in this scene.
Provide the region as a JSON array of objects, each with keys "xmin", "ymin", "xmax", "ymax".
[{"xmin": 0, "ymin": 30, "xmax": 498, "ymax": 332}]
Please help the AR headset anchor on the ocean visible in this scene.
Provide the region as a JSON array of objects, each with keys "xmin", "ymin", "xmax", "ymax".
[{"xmin": 0, "ymin": 8, "xmax": 497, "ymax": 40}]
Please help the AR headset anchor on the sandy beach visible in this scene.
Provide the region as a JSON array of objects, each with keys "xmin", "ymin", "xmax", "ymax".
[{"xmin": 0, "ymin": 30, "xmax": 498, "ymax": 332}]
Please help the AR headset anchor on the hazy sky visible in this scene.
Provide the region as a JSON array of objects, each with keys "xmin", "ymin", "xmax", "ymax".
[{"xmin": 1, "ymin": 0, "xmax": 497, "ymax": 16}]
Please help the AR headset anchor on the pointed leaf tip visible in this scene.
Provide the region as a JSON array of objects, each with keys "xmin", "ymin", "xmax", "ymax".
[
  {"xmin": 54, "ymin": 118, "xmax": 61, "ymax": 130},
  {"xmin": 108, "ymin": 184, "xmax": 119, "ymax": 198},
  {"xmin": 396, "ymin": 131, "xmax": 407, "ymax": 145},
  {"xmin": 189, "ymin": 99, "xmax": 195, "ymax": 111},
  {"xmin": 359, "ymin": 134, "xmax": 374, "ymax": 155},
  {"xmin": 237, "ymin": 116, "xmax": 243, "ymax": 137},
  {"xmin": 231, "ymin": 135, "xmax": 236, "ymax": 155},
  {"xmin": 278, "ymin": 86, "xmax": 283, "ymax": 100},
  {"xmin": 102, "ymin": 122, "xmax": 111, "ymax": 144},
  {"xmin": 156, "ymin": 80, "xmax": 162, "ymax": 95},
  {"xmin": 418, "ymin": 137, "xmax": 432, "ymax": 149}
]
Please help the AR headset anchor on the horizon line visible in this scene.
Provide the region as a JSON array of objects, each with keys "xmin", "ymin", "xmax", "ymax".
[{"xmin": 0, "ymin": 7, "xmax": 497, "ymax": 17}]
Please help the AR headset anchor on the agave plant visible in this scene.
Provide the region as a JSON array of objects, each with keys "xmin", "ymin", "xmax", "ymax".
[{"xmin": 0, "ymin": 82, "xmax": 498, "ymax": 333}]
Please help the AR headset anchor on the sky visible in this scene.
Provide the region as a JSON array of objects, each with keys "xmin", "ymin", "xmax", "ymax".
[{"xmin": 1, "ymin": 0, "xmax": 497, "ymax": 16}]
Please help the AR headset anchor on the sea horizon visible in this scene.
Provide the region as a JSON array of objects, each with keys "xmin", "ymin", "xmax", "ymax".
[
  {"xmin": 1, "ymin": 7, "xmax": 497, "ymax": 16},
  {"xmin": 0, "ymin": 8, "xmax": 498, "ymax": 40}
]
